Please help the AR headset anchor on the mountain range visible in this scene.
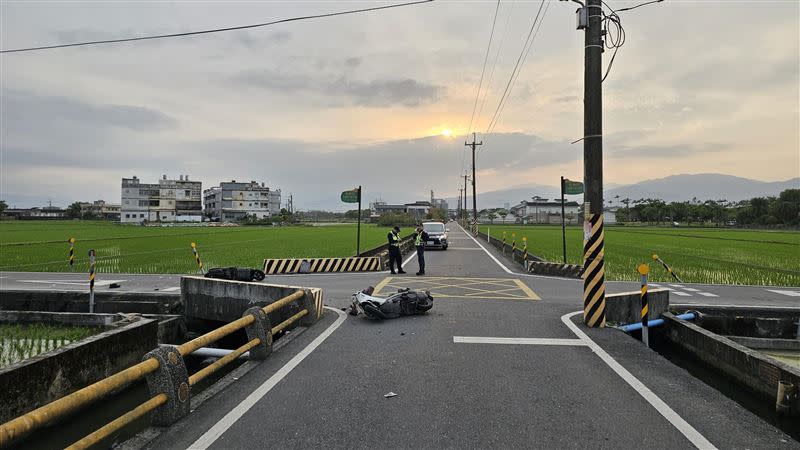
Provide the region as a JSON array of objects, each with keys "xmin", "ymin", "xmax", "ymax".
[{"xmin": 445, "ymin": 174, "xmax": 799, "ymax": 209}]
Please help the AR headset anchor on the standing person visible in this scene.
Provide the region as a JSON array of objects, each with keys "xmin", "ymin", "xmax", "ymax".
[
  {"xmin": 387, "ymin": 226, "xmax": 406, "ymax": 274},
  {"xmin": 414, "ymin": 226, "xmax": 429, "ymax": 276}
]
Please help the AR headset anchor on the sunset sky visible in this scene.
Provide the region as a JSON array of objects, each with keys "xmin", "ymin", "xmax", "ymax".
[{"xmin": 1, "ymin": 0, "xmax": 798, "ymax": 210}]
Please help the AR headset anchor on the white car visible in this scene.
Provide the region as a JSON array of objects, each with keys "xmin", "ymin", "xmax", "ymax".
[{"xmin": 422, "ymin": 221, "xmax": 448, "ymax": 250}]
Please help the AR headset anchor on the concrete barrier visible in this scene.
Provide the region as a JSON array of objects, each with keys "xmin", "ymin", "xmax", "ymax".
[
  {"xmin": 605, "ymin": 288, "xmax": 670, "ymax": 325},
  {"xmin": 0, "ymin": 289, "xmax": 181, "ymax": 315},
  {"xmin": 661, "ymin": 312, "xmax": 800, "ymax": 415},
  {"xmin": 181, "ymin": 276, "xmax": 323, "ymax": 327},
  {"xmin": 263, "ymin": 256, "xmax": 381, "ymax": 274},
  {"xmin": 0, "ymin": 315, "xmax": 158, "ymax": 423}
]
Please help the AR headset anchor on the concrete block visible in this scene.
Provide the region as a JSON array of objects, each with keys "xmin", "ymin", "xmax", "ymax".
[
  {"xmin": 181, "ymin": 276, "xmax": 323, "ymax": 327},
  {"xmin": 242, "ymin": 307, "xmax": 272, "ymax": 360},
  {"xmin": 605, "ymin": 289, "xmax": 669, "ymax": 325},
  {"xmin": 143, "ymin": 346, "xmax": 190, "ymax": 426}
]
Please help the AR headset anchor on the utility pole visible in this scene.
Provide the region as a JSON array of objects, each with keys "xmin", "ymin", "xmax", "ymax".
[
  {"xmin": 465, "ymin": 133, "xmax": 482, "ymax": 224},
  {"xmin": 463, "ymin": 173, "xmax": 469, "ymax": 221},
  {"xmin": 458, "ymin": 188, "xmax": 463, "ymax": 219},
  {"xmin": 580, "ymin": 0, "xmax": 606, "ymax": 328}
]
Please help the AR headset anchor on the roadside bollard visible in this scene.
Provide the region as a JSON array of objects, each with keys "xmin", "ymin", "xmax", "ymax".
[
  {"xmin": 191, "ymin": 242, "xmax": 204, "ymax": 274},
  {"xmin": 502, "ymin": 232, "xmax": 507, "ymax": 255},
  {"xmin": 522, "ymin": 237, "xmax": 529, "ymax": 270},
  {"xmin": 637, "ymin": 263, "xmax": 650, "ymax": 348},
  {"xmin": 652, "ymin": 254, "xmax": 683, "ymax": 283},
  {"xmin": 67, "ymin": 237, "xmax": 76, "ymax": 271},
  {"xmin": 511, "ymin": 234, "xmax": 517, "ymax": 261},
  {"xmin": 88, "ymin": 249, "xmax": 96, "ymax": 313}
]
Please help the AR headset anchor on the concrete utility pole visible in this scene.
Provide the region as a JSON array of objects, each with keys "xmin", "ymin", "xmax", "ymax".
[
  {"xmin": 581, "ymin": 0, "xmax": 606, "ymax": 328},
  {"xmin": 458, "ymin": 188, "xmax": 463, "ymax": 218},
  {"xmin": 463, "ymin": 173, "xmax": 469, "ymax": 220},
  {"xmin": 465, "ymin": 133, "xmax": 482, "ymax": 224}
]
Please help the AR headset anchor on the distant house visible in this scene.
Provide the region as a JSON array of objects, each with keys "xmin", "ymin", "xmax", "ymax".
[
  {"xmin": 510, "ymin": 198, "xmax": 580, "ymax": 224},
  {"xmin": 4, "ymin": 206, "xmax": 66, "ymax": 220},
  {"xmin": 370, "ymin": 201, "xmax": 432, "ymax": 219},
  {"xmin": 604, "ymin": 208, "xmax": 618, "ymax": 225},
  {"xmin": 79, "ymin": 200, "xmax": 121, "ymax": 220}
]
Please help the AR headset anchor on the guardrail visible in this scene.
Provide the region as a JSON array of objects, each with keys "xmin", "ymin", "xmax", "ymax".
[
  {"xmin": 476, "ymin": 230, "xmax": 583, "ymax": 279},
  {"xmin": 0, "ymin": 290, "xmax": 309, "ymax": 449}
]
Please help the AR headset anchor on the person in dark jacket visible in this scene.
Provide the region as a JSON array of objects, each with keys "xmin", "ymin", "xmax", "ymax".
[
  {"xmin": 387, "ymin": 226, "xmax": 405, "ymax": 274},
  {"xmin": 414, "ymin": 226, "xmax": 429, "ymax": 276}
]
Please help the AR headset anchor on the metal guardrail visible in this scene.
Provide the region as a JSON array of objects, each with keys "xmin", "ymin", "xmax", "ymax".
[{"xmin": 0, "ymin": 290, "xmax": 306, "ymax": 449}]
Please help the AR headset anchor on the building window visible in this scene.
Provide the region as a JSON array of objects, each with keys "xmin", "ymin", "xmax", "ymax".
[
  {"xmin": 239, "ymin": 203, "xmax": 243, "ymax": 206},
  {"xmin": 125, "ymin": 214, "xmax": 130, "ymax": 218},
  {"xmin": 185, "ymin": 190, "xmax": 191, "ymax": 197},
  {"xmin": 140, "ymin": 214, "xmax": 145, "ymax": 218},
  {"xmin": 124, "ymin": 200, "xmax": 129, "ymax": 205}
]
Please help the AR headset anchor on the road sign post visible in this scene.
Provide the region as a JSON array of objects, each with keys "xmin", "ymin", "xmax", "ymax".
[
  {"xmin": 561, "ymin": 178, "xmax": 584, "ymax": 264},
  {"xmin": 341, "ymin": 187, "xmax": 362, "ymax": 256}
]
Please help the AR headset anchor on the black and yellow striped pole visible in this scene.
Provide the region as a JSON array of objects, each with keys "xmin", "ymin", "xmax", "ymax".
[
  {"xmin": 582, "ymin": 212, "xmax": 606, "ymax": 327},
  {"xmin": 652, "ymin": 254, "xmax": 683, "ymax": 283},
  {"xmin": 67, "ymin": 237, "xmax": 76, "ymax": 271},
  {"xmin": 191, "ymin": 242, "xmax": 204, "ymax": 274},
  {"xmin": 511, "ymin": 233, "xmax": 517, "ymax": 261},
  {"xmin": 88, "ymin": 249, "xmax": 96, "ymax": 313},
  {"xmin": 502, "ymin": 232, "xmax": 507, "ymax": 255},
  {"xmin": 637, "ymin": 263, "xmax": 650, "ymax": 347},
  {"xmin": 522, "ymin": 237, "xmax": 528, "ymax": 269}
]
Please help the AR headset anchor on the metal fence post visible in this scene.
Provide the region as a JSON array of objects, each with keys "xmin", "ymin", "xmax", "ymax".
[
  {"xmin": 638, "ymin": 263, "xmax": 650, "ymax": 348},
  {"xmin": 88, "ymin": 249, "xmax": 96, "ymax": 313}
]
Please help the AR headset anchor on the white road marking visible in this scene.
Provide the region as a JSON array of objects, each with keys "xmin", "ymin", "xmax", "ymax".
[
  {"xmin": 649, "ymin": 283, "xmax": 661, "ymax": 287},
  {"xmin": 448, "ymin": 247, "xmax": 484, "ymax": 251},
  {"xmin": 458, "ymin": 223, "xmax": 513, "ymax": 274},
  {"xmin": 766, "ymin": 289, "xmax": 800, "ymax": 297},
  {"xmin": 402, "ymin": 250, "xmax": 417, "ymax": 266},
  {"xmin": 698, "ymin": 292, "xmax": 718, "ymax": 297},
  {"xmin": 672, "ymin": 291, "xmax": 692, "ymax": 297},
  {"xmin": 187, "ymin": 307, "xmax": 347, "ymax": 450},
  {"xmin": 162, "ymin": 287, "xmax": 181, "ymax": 292},
  {"xmin": 561, "ymin": 311, "xmax": 717, "ymax": 450},
  {"xmin": 669, "ymin": 284, "xmax": 685, "ymax": 288},
  {"xmin": 454, "ymin": 336, "xmax": 587, "ymax": 346},
  {"xmin": 18, "ymin": 279, "xmax": 126, "ymax": 287},
  {"xmin": 683, "ymin": 288, "xmax": 700, "ymax": 292}
]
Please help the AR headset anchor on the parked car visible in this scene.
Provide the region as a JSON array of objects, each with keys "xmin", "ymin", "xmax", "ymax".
[{"xmin": 422, "ymin": 221, "xmax": 448, "ymax": 250}]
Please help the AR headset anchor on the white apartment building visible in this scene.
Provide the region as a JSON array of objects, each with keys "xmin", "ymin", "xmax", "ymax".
[
  {"xmin": 510, "ymin": 198, "xmax": 581, "ymax": 224},
  {"xmin": 203, "ymin": 180, "xmax": 281, "ymax": 222},
  {"xmin": 121, "ymin": 175, "xmax": 202, "ymax": 223}
]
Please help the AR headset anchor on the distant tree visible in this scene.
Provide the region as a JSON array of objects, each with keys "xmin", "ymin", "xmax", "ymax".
[
  {"xmin": 66, "ymin": 202, "xmax": 82, "ymax": 219},
  {"xmin": 488, "ymin": 211, "xmax": 497, "ymax": 224},
  {"xmin": 0, "ymin": 200, "xmax": 7, "ymax": 215},
  {"xmin": 377, "ymin": 212, "xmax": 416, "ymax": 227},
  {"xmin": 498, "ymin": 210, "xmax": 508, "ymax": 222}
]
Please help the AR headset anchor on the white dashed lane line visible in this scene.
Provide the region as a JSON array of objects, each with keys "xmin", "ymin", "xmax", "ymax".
[{"xmin": 767, "ymin": 289, "xmax": 800, "ymax": 297}]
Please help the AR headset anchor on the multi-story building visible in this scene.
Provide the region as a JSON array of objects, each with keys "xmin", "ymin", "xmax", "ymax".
[
  {"xmin": 203, "ymin": 180, "xmax": 281, "ymax": 222},
  {"xmin": 510, "ymin": 197, "xmax": 581, "ymax": 224},
  {"xmin": 370, "ymin": 200, "xmax": 432, "ymax": 219},
  {"xmin": 432, "ymin": 198, "xmax": 449, "ymax": 211},
  {"xmin": 121, "ymin": 175, "xmax": 202, "ymax": 223},
  {"xmin": 79, "ymin": 200, "xmax": 121, "ymax": 220}
]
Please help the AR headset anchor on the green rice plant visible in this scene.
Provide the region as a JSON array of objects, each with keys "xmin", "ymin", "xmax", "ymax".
[
  {"xmin": 480, "ymin": 224, "xmax": 800, "ymax": 286},
  {"xmin": 0, "ymin": 323, "xmax": 100, "ymax": 367}
]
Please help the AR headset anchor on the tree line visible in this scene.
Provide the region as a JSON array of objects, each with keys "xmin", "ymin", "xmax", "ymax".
[{"xmin": 614, "ymin": 189, "xmax": 799, "ymax": 227}]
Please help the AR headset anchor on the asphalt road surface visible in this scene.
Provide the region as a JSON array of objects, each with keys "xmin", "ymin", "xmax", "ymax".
[{"xmin": 1, "ymin": 224, "xmax": 798, "ymax": 449}]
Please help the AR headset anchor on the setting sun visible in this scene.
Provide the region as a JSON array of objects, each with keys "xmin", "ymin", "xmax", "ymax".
[{"xmin": 441, "ymin": 129, "xmax": 453, "ymax": 137}]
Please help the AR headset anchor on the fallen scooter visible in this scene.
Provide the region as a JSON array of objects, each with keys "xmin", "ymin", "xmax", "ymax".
[
  {"xmin": 349, "ymin": 286, "xmax": 434, "ymax": 319},
  {"xmin": 204, "ymin": 267, "xmax": 266, "ymax": 282}
]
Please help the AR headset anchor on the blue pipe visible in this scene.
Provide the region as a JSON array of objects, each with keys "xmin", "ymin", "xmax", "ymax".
[{"xmin": 620, "ymin": 312, "xmax": 696, "ymax": 333}]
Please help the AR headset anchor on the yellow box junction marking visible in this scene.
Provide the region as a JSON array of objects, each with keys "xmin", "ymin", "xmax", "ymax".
[{"xmin": 372, "ymin": 276, "xmax": 540, "ymax": 301}]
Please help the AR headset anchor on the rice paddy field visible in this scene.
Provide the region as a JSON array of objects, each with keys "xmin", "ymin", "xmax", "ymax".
[
  {"xmin": 480, "ymin": 224, "xmax": 800, "ymax": 286},
  {"xmin": 0, "ymin": 221, "xmax": 397, "ymax": 274},
  {"xmin": 0, "ymin": 323, "xmax": 100, "ymax": 367}
]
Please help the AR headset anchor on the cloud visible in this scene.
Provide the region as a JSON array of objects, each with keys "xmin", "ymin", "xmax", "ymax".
[
  {"xmin": 608, "ymin": 142, "xmax": 727, "ymax": 159},
  {"xmin": 344, "ymin": 57, "xmax": 362, "ymax": 68},
  {"xmin": 231, "ymin": 69, "xmax": 443, "ymax": 107},
  {"xmin": 234, "ymin": 31, "xmax": 291, "ymax": 48}
]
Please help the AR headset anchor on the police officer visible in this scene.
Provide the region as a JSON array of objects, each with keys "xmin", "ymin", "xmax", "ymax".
[
  {"xmin": 387, "ymin": 226, "xmax": 405, "ymax": 274},
  {"xmin": 414, "ymin": 225, "xmax": 429, "ymax": 276}
]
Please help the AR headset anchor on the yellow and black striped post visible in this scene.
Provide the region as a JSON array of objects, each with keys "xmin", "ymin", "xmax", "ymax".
[
  {"xmin": 652, "ymin": 254, "xmax": 683, "ymax": 283},
  {"xmin": 191, "ymin": 242, "xmax": 204, "ymax": 274},
  {"xmin": 511, "ymin": 233, "xmax": 517, "ymax": 261},
  {"xmin": 502, "ymin": 232, "xmax": 507, "ymax": 255},
  {"xmin": 637, "ymin": 263, "xmax": 650, "ymax": 347},
  {"xmin": 582, "ymin": 213, "xmax": 606, "ymax": 327},
  {"xmin": 67, "ymin": 237, "xmax": 76, "ymax": 270},
  {"xmin": 522, "ymin": 237, "xmax": 528, "ymax": 269},
  {"xmin": 88, "ymin": 249, "xmax": 96, "ymax": 313}
]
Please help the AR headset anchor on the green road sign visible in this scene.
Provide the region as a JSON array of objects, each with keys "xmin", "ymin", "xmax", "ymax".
[
  {"xmin": 564, "ymin": 180, "xmax": 584, "ymax": 195},
  {"xmin": 341, "ymin": 189, "xmax": 360, "ymax": 203}
]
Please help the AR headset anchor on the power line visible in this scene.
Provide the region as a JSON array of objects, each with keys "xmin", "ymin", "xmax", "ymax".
[
  {"xmin": 0, "ymin": 0, "xmax": 434, "ymax": 54},
  {"xmin": 484, "ymin": 0, "xmax": 549, "ymax": 139},
  {"xmin": 475, "ymin": 0, "xmax": 516, "ymax": 134},
  {"xmin": 615, "ymin": 0, "xmax": 664, "ymax": 13},
  {"xmin": 466, "ymin": 0, "xmax": 501, "ymax": 135}
]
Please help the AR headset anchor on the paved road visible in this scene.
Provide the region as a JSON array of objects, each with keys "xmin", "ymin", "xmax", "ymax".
[
  {"xmin": 129, "ymin": 224, "xmax": 793, "ymax": 449},
  {"xmin": 2, "ymin": 225, "xmax": 798, "ymax": 448}
]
